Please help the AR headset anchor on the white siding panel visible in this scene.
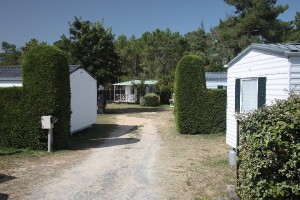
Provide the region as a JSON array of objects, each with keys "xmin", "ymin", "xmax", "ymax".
[
  {"xmin": 70, "ymin": 69, "xmax": 97, "ymax": 134},
  {"xmin": 226, "ymin": 50, "xmax": 289, "ymax": 148},
  {"xmin": 290, "ymin": 57, "xmax": 300, "ymax": 93},
  {"xmin": 0, "ymin": 80, "xmax": 22, "ymax": 87},
  {"xmin": 206, "ymin": 78, "xmax": 227, "ymax": 89}
]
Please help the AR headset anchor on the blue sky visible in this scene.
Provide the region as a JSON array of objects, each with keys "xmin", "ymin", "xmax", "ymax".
[{"xmin": 0, "ymin": 0, "xmax": 298, "ymax": 49}]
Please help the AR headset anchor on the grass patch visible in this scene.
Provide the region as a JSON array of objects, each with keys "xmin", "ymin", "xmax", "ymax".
[{"xmin": 206, "ymin": 158, "xmax": 229, "ymax": 168}]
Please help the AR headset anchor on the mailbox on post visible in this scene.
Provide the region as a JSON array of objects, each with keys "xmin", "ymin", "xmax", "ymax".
[
  {"xmin": 41, "ymin": 116, "xmax": 53, "ymax": 129},
  {"xmin": 41, "ymin": 115, "xmax": 58, "ymax": 152}
]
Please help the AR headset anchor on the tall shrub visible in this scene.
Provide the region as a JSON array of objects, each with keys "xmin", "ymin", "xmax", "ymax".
[
  {"xmin": 237, "ymin": 94, "xmax": 300, "ymax": 199},
  {"xmin": 22, "ymin": 45, "xmax": 71, "ymax": 149},
  {"xmin": 174, "ymin": 55, "xmax": 207, "ymax": 134}
]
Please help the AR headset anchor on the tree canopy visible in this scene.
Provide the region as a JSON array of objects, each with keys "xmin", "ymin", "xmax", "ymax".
[
  {"xmin": 60, "ymin": 17, "xmax": 121, "ymax": 85},
  {"xmin": 216, "ymin": 0, "xmax": 291, "ymax": 56}
]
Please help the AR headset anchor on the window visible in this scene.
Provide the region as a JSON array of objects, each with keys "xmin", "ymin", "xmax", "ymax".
[
  {"xmin": 235, "ymin": 77, "xmax": 266, "ymax": 113},
  {"xmin": 241, "ymin": 79, "xmax": 258, "ymax": 113}
]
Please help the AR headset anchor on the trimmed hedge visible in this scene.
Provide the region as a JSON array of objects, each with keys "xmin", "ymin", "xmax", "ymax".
[
  {"xmin": 140, "ymin": 93, "xmax": 160, "ymax": 106},
  {"xmin": 0, "ymin": 45, "xmax": 70, "ymax": 150},
  {"xmin": 206, "ymin": 89, "xmax": 226, "ymax": 133},
  {"xmin": 0, "ymin": 88, "xmax": 46, "ymax": 149},
  {"xmin": 237, "ymin": 93, "xmax": 300, "ymax": 199},
  {"xmin": 22, "ymin": 45, "xmax": 71, "ymax": 149},
  {"xmin": 174, "ymin": 55, "xmax": 207, "ymax": 134},
  {"xmin": 174, "ymin": 55, "xmax": 226, "ymax": 134}
]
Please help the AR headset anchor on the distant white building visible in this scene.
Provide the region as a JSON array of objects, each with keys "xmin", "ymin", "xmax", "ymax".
[
  {"xmin": 0, "ymin": 65, "xmax": 97, "ymax": 134},
  {"xmin": 113, "ymin": 80, "xmax": 158, "ymax": 103},
  {"xmin": 205, "ymin": 72, "xmax": 227, "ymax": 89},
  {"xmin": 225, "ymin": 43, "xmax": 300, "ymax": 149}
]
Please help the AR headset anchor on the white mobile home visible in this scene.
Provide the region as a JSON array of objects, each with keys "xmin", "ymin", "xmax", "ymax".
[
  {"xmin": 0, "ymin": 65, "xmax": 97, "ymax": 134},
  {"xmin": 225, "ymin": 43, "xmax": 300, "ymax": 149},
  {"xmin": 113, "ymin": 80, "xmax": 158, "ymax": 103},
  {"xmin": 205, "ymin": 72, "xmax": 227, "ymax": 89}
]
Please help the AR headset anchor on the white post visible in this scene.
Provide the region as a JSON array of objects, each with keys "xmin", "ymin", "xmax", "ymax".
[{"xmin": 48, "ymin": 128, "xmax": 53, "ymax": 152}]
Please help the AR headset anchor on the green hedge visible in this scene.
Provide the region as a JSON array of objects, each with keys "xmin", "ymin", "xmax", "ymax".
[
  {"xmin": 205, "ymin": 89, "xmax": 226, "ymax": 133},
  {"xmin": 0, "ymin": 88, "xmax": 46, "ymax": 149},
  {"xmin": 174, "ymin": 55, "xmax": 207, "ymax": 134},
  {"xmin": 140, "ymin": 93, "xmax": 160, "ymax": 106},
  {"xmin": 174, "ymin": 55, "xmax": 226, "ymax": 134},
  {"xmin": 22, "ymin": 45, "xmax": 71, "ymax": 149},
  {"xmin": 237, "ymin": 94, "xmax": 300, "ymax": 199},
  {"xmin": 0, "ymin": 45, "xmax": 70, "ymax": 150}
]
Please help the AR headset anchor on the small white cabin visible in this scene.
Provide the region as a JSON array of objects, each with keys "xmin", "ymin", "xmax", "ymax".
[
  {"xmin": 205, "ymin": 72, "xmax": 227, "ymax": 89},
  {"xmin": 69, "ymin": 66, "xmax": 97, "ymax": 133},
  {"xmin": 113, "ymin": 80, "xmax": 158, "ymax": 103},
  {"xmin": 225, "ymin": 43, "xmax": 300, "ymax": 149},
  {"xmin": 0, "ymin": 65, "xmax": 97, "ymax": 134}
]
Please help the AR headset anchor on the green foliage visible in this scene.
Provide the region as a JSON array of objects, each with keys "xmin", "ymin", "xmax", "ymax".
[
  {"xmin": 0, "ymin": 88, "xmax": 46, "ymax": 149},
  {"xmin": 174, "ymin": 55, "xmax": 207, "ymax": 134},
  {"xmin": 140, "ymin": 93, "xmax": 160, "ymax": 107},
  {"xmin": 22, "ymin": 45, "xmax": 71, "ymax": 149},
  {"xmin": 204, "ymin": 64, "xmax": 227, "ymax": 72},
  {"xmin": 205, "ymin": 90, "xmax": 227, "ymax": 133},
  {"xmin": 215, "ymin": 0, "xmax": 291, "ymax": 57},
  {"xmin": 156, "ymin": 86, "xmax": 172, "ymax": 105},
  {"xmin": 62, "ymin": 17, "xmax": 121, "ymax": 85},
  {"xmin": 0, "ymin": 45, "xmax": 71, "ymax": 150},
  {"xmin": 0, "ymin": 41, "xmax": 21, "ymax": 65},
  {"xmin": 174, "ymin": 55, "xmax": 226, "ymax": 134},
  {"xmin": 286, "ymin": 11, "xmax": 300, "ymax": 43},
  {"xmin": 155, "ymin": 74, "xmax": 174, "ymax": 104},
  {"xmin": 115, "ymin": 35, "xmax": 143, "ymax": 80},
  {"xmin": 237, "ymin": 93, "xmax": 300, "ymax": 199},
  {"xmin": 20, "ymin": 38, "xmax": 47, "ymax": 55}
]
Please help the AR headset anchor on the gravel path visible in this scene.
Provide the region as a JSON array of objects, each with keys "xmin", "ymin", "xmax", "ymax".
[{"xmin": 24, "ymin": 115, "xmax": 160, "ymax": 200}]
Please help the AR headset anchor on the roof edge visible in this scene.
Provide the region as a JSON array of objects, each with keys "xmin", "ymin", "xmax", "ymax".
[{"xmin": 226, "ymin": 43, "xmax": 300, "ymax": 68}]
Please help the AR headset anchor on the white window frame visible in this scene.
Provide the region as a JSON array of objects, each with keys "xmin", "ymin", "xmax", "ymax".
[{"xmin": 240, "ymin": 78, "xmax": 258, "ymax": 113}]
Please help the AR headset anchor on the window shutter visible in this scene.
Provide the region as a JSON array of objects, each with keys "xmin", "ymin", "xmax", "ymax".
[
  {"xmin": 235, "ymin": 79, "xmax": 241, "ymax": 112},
  {"xmin": 258, "ymin": 77, "xmax": 266, "ymax": 108}
]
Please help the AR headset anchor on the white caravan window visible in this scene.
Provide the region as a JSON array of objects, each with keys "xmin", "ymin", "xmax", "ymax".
[{"xmin": 241, "ymin": 79, "xmax": 258, "ymax": 113}]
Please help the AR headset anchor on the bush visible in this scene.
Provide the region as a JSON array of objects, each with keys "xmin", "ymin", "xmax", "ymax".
[
  {"xmin": 22, "ymin": 45, "xmax": 71, "ymax": 149},
  {"xmin": 174, "ymin": 55, "xmax": 207, "ymax": 134},
  {"xmin": 140, "ymin": 93, "xmax": 160, "ymax": 106},
  {"xmin": 237, "ymin": 93, "xmax": 300, "ymax": 199},
  {"xmin": 0, "ymin": 45, "xmax": 70, "ymax": 150}
]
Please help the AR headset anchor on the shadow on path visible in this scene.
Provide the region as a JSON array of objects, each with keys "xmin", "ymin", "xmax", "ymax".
[
  {"xmin": 0, "ymin": 193, "xmax": 9, "ymax": 200},
  {"xmin": 70, "ymin": 124, "xmax": 140, "ymax": 151},
  {"xmin": 0, "ymin": 173, "xmax": 16, "ymax": 184}
]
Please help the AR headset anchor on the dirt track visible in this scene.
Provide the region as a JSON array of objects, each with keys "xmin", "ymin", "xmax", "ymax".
[
  {"xmin": 1, "ymin": 107, "xmax": 234, "ymax": 200},
  {"xmin": 23, "ymin": 115, "xmax": 160, "ymax": 200}
]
